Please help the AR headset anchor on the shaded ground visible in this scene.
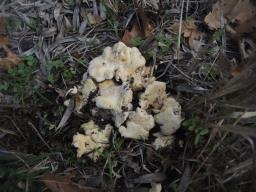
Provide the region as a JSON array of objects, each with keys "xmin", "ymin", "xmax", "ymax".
[{"xmin": 0, "ymin": 0, "xmax": 256, "ymax": 192}]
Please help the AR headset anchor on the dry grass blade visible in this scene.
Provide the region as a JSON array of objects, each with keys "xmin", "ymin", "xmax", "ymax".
[
  {"xmin": 224, "ymin": 158, "xmax": 252, "ymax": 182},
  {"xmin": 0, "ymin": 127, "xmax": 18, "ymax": 136},
  {"xmin": 217, "ymin": 124, "xmax": 256, "ymax": 137},
  {"xmin": 56, "ymin": 98, "xmax": 74, "ymax": 130},
  {"xmin": 128, "ymin": 172, "xmax": 166, "ymax": 184},
  {"xmin": 28, "ymin": 121, "xmax": 52, "ymax": 150},
  {"xmin": 176, "ymin": 0, "xmax": 185, "ymax": 59},
  {"xmin": 210, "ymin": 57, "xmax": 256, "ymax": 102},
  {"xmin": 177, "ymin": 165, "xmax": 191, "ymax": 192}
]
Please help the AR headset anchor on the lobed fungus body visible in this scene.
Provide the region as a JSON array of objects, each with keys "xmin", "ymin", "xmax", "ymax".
[
  {"xmin": 119, "ymin": 108, "xmax": 155, "ymax": 140},
  {"xmin": 154, "ymin": 97, "xmax": 182, "ymax": 135},
  {"xmin": 95, "ymin": 83, "xmax": 133, "ymax": 112},
  {"xmin": 70, "ymin": 42, "xmax": 183, "ymax": 159},
  {"xmin": 88, "ymin": 42, "xmax": 146, "ymax": 84},
  {"xmin": 139, "ymin": 81, "xmax": 167, "ymax": 110},
  {"xmin": 72, "ymin": 120, "xmax": 112, "ymax": 161}
]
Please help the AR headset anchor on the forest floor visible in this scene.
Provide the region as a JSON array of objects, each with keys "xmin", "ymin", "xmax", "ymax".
[{"xmin": 0, "ymin": 0, "xmax": 256, "ymax": 192}]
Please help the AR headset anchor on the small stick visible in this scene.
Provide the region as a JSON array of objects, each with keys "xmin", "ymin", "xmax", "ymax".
[
  {"xmin": 28, "ymin": 121, "xmax": 51, "ymax": 150},
  {"xmin": 176, "ymin": 0, "xmax": 185, "ymax": 61}
]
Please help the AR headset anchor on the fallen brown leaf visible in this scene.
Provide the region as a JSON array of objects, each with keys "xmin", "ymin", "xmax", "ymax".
[
  {"xmin": 227, "ymin": 0, "xmax": 256, "ymax": 25},
  {"xmin": 42, "ymin": 173, "xmax": 102, "ymax": 192},
  {"xmin": 204, "ymin": 0, "xmax": 256, "ymax": 33},
  {"xmin": 122, "ymin": 22, "xmax": 144, "ymax": 46},
  {"xmin": 204, "ymin": 0, "xmax": 236, "ymax": 30},
  {"xmin": 234, "ymin": 15, "xmax": 256, "ymax": 34},
  {"xmin": 87, "ymin": 13, "xmax": 103, "ymax": 25},
  {"xmin": 122, "ymin": 8, "xmax": 154, "ymax": 46},
  {"xmin": 0, "ymin": 36, "xmax": 21, "ymax": 70},
  {"xmin": 0, "ymin": 16, "xmax": 21, "ymax": 70},
  {"xmin": 137, "ymin": 7, "xmax": 154, "ymax": 37},
  {"xmin": 170, "ymin": 20, "xmax": 205, "ymax": 49},
  {"xmin": 229, "ymin": 64, "xmax": 244, "ymax": 77}
]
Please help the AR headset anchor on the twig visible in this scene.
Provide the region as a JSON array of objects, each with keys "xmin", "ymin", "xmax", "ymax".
[
  {"xmin": 192, "ymin": 132, "xmax": 228, "ymax": 178},
  {"xmin": 28, "ymin": 121, "xmax": 51, "ymax": 150},
  {"xmin": 247, "ymin": 137, "xmax": 256, "ymax": 191},
  {"xmin": 12, "ymin": 152, "xmax": 31, "ymax": 170},
  {"xmin": 192, "ymin": 115, "xmax": 244, "ymax": 178},
  {"xmin": 176, "ymin": 0, "xmax": 185, "ymax": 61},
  {"xmin": 156, "ymin": 61, "xmax": 172, "ymax": 79},
  {"xmin": 185, "ymin": 0, "xmax": 190, "ymax": 19},
  {"xmin": 3, "ymin": 116, "xmax": 26, "ymax": 140}
]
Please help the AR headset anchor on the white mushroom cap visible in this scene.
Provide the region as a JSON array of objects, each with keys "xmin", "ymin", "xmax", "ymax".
[
  {"xmin": 154, "ymin": 97, "xmax": 182, "ymax": 135},
  {"xmin": 72, "ymin": 120, "xmax": 112, "ymax": 161},
  {"xmin": 95, "ymin": 83, "xmax": 133, "ymax": 112},
  {"xmin": 88, "ymin": 42, "xmax": 146, "ymax": 84},
  {"xmin": 118, "ymin": 108, "xmax": 155, "ymax": 140},
  {"xmin": 88, "ymin": 56, "xmax": 117, "ymax": 82},
  {"xmin": 129, "ymin": 67, "xmax": 153, "ymax": 90},
  {"xmin": 112, "ymin": 41, "xmax": 132, "ymax": 64},
  {"xmin": 114, "ymin": 46, "xmax": 146, "ymax": 82},
  {"xmin": 139, "ymin": 81, "xmax": 167, "ymax": 110},
  {"xmin": 72, "ymin": 133, "xmax": 90, "ymax": 158}
]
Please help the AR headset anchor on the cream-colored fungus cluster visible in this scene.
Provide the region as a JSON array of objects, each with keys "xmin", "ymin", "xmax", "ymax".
[
  {"xmin": 72, "ymin": 120, "xmax": 112, "ymax": 161},
  {"xmin": 71, "ymin": 42, "xmax": 182, "ymax": 160}
]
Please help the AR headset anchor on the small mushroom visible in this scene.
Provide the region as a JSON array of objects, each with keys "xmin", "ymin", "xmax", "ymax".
[
  {"xmin": 114, "ymin": 45, "xmax": 146, "ymax": 83},
  {"xmin": 119, "ymin": 107, "xmax": 155, "ymax": 140},
  {"xmin": 72, "ymin": 120, "xmax": 112, "ymax": 161},
  {"xmin": 87, "ymin": 42, "xmax": 146, "ymax": 84},
  {"xmin": 154, "ymin": 97, "xmax": 182, "ymax": 135},
  {"xmin": 112, "ymin": 41, "xmax": 132, "ymax": 64},
  {"xmin": 88, "ymin": 56, "xmax": 117, "ymax": 82}
]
